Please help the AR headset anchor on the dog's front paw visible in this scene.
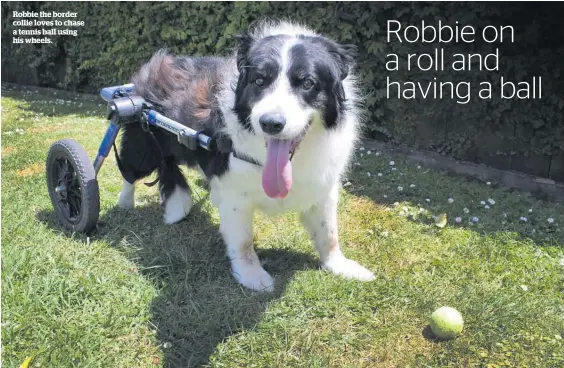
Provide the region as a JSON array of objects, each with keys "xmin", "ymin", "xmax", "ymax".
[
  {"xmin": 232, "ymin": 261, "xmax": 274, "ymax": 292},
  {"xmin": 323, "ymin": 253, "xmax": 375, "ymax": 281}
]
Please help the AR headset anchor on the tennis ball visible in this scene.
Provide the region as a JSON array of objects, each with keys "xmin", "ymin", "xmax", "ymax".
[{"xmin": 430, "ymin": 306, "xmax": 463, "ymax": 339}]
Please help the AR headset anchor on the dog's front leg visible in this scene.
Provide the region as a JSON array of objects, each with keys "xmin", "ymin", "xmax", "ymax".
[
  {"xmin": 301, "ymin": 186, "xmax": 375, "ymax": 281},
  {"xmin": 218, "ymin": 198, "xmax": 274, "ymax": 292}
]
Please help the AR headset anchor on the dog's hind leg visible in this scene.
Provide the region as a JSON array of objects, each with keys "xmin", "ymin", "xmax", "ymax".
[
  {"xmin": 116, "ymin": 123, "xmax": 162, "ymax": 210},
  {"xmin": 117, "ymin": 179, "xmax": 136, "ymax": 209},
  {"xmin": 158, "ymin": 158, "xmax": 193, "ymax": 224},
  {"xmin": 300, "ymin": 185, "xmax": 375, "ymax": 282}
]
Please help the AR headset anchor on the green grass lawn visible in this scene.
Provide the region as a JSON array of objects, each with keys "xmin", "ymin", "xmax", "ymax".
[{"xmin": 2, "ymin": 83, "xmax": 563, "ymax": 368}]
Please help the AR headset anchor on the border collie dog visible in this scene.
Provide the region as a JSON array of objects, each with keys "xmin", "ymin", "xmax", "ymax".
[{"xmin": 117, "ymin": 21, "xmax": 375, "ymax": 291}]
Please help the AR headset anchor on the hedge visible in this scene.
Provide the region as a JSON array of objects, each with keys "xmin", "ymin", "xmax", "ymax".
[{"xmin": 2, "ymin": 2, "xmax": 563, "ymax": 180}]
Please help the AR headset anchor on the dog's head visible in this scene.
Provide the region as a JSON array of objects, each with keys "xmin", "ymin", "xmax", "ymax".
[
  {"xmin": 232, "ymin": 22, "xmax": 357, "ymax": 198},
  {"xmin": 233, "ymin": 24, "xmax": 357, "ymax": 137}
]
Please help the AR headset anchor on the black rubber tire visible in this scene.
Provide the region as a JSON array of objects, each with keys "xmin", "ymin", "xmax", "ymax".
[{"xmin": 46, "ymin": 139, "xmax": 100, "ymax": 233}]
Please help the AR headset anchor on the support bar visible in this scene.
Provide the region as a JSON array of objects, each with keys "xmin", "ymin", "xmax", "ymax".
[
  {"xmin": 147, "ymin": 110, "xmax": 213, "ymax": 150},
  {"xmin": 93, "ymin": 120, "xmax": 120, "ymax": 174}
]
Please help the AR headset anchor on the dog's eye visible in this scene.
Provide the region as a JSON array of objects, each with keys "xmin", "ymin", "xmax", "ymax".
[
  {"xmin": 255, "ymin": 78, "xmax": 264, "ymax": 87},
  {"xmin": 302, "ymin": 79, "xmax": 314, "ymax": 90}
]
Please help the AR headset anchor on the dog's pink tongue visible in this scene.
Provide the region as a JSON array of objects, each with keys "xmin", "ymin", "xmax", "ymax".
[{"xmin": 262, "ymin": 139, "xmax": 292, "ymax": 198}]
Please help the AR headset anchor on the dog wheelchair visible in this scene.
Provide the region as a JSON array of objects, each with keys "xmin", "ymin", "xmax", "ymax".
[{"xmin": 46, "ymin": 84, "xmax": 233, "ymax": 233}]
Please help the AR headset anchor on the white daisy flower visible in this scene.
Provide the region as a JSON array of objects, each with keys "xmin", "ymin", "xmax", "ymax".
[
  {"xmin": 416, "ymin": 165, "xmax": 421, "ymax": 169},
  {"xmin": 529, "ymin": 208, "xmax": 533, "ymax": 213},
  {"xmin": 391, "ymin": 167, "xmax": 397, "ymax": 171},
  {"xmin": 410, "ymin": 184, "xmax": 416, "ymax": 188},
  {"xmin": 488, "ymin": 198, "xmax": 495, "ymax": 205},
  {"xmin": 486, "ymin": 181, "xmax": 491, "ymax": 185},
  {"xmin": 375, "ymin": 151, "xmax": 381, "ymax": 156},
  {"xmin": 520, "ymin": 285, "xmax": 528, "ymax": 292},
  {"xmin": 389, "ymin": 161, "xmax": 395, "ymax": 166},
  {"xmin": 448, "ymin": 198, "xmax": 454, "ymax": 204},
  {"xmin": 377, "ymin": 173, "xmax": 383, "ymax": 177},
  {"xmin": 455, "ymin": 217, "xmax": 462, "ymax": 223},
  {"xmin": 163, "ymin": 342, "xmax": 173, "ymax": 349},
  {"xmin": 472, "ymin": 216, "xmax": 479, "ymax": 223},
  {"xmin": 359, "ymin": 147, "xmax": 365, "ymax": 151},
  {"xmin": 343, "ymin": 182, "xmax": 352, "ymax": 187},
  {"xmin": 397, "ymin": 186, "xmax": 403, "ymax": 191},
  {"xmin": 425, "ymin": 198, "xmax": 431, "ymax": 202},
  {"xmin": 480, "ymin": 201, "xmax": 486, "ymax": 205},
  {"xmin": 367, "ymin": 151, "xmax": 371, "ymax": 155},
  {"xmin": 367, "ymin": 172, "xmax": 371, "ymax": 177},
  {"xmin": 485, "ymin": 205, "xmax": 490, "ymax": 209},
  {"xmin": 383, "ymin": 194, "xmax": 388, "ymax": 198},
  {"xmin": 520, "ymin": 217, "xmax": 528, "ymax": 222},
  {"xmin": 463, "ymin": 208, "xmax": 470, "ymax": 214},
  {"xmin": 548, "ymin": 218, "xmax": 554, "ymax": 224}
]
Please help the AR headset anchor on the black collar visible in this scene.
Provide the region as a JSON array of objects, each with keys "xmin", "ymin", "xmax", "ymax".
[{"xmin": 232, "ymin": 150, "xmax": 262, "ymax": 166}]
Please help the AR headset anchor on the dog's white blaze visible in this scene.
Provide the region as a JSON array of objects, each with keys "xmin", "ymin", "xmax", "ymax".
[
  {"xmin": 163, "ymin": 186, "xmax": 193, "ymax": 225},
  {"xmin": 117, "ymin": 179, "xmax": 135, "ymax": 209},
  {"xmin": 249, "ymin": 38, "xmax": 313, "ymax": 139}
]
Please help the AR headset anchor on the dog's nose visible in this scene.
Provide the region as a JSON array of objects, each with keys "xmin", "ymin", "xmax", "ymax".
[{"xmin": 259, "ymin": 113, "xmax": 286, "ymax": 135}]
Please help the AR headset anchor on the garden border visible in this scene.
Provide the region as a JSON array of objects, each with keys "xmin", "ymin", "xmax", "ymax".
[{"xmin": 362, "ymin": 139, "xmax": 564, "ymax": 203}]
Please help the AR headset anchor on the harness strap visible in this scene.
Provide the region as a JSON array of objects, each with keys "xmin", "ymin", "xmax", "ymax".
[
  {"xmin": 112, "ymin": 127, "xmax": 164, "ymax": 187},
  {"xmin": 112, "ymin": 141, "xmax": 130, "ymax": 182},
  {"xmin": 144, "ymin": 127, "xmax": 167, "ymax": 186}
]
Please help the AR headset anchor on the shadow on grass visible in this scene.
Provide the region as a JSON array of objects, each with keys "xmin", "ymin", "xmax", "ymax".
[
  {"xmin": 421, "ymin": 325, "xmax": 441, "ymax": 343},
  {"xmin": 37, "ymin": 201, "xmax": 318, "ymax": 367}
]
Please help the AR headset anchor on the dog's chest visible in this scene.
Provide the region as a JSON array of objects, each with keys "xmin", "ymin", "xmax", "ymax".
[
  {"xmin": 213, "ymin": 157, "xmax": 335, "ymax": 215},
  {"xmin": 209, "ymin": 124, "xmax": 356, "ymax": 215}
]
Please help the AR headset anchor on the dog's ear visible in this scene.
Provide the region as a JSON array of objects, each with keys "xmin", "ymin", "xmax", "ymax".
[
  {"xmin": 235, "ymin": 31, "xmax": 254, "ymax": 72},
  {"xmin": 330, "ymin": 43, "xmax": 358, "ymax": 80}
]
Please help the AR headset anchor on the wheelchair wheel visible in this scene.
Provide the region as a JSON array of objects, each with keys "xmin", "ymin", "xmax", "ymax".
[{"xmin": 46, "ymin": 139, "xmax": 100, "ymax": 233}]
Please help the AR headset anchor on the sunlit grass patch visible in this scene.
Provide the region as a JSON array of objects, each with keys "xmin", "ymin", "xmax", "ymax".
[{"xmin": 2, "ymin": 83, "xmax": 563, "ymax": 367}]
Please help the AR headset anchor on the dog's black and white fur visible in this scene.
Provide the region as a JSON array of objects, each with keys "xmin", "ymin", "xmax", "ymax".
[{"xmin": 117, "ymin": 21, "xmax": 375, "ymax": 291}]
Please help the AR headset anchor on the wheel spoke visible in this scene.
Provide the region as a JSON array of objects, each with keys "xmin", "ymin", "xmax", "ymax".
[
  {"xmin": 58, "ymin": 198, "xmax": 71, "ymax": 218},
  {"xmin": 53, "ymin": 156, "xmax": 82, "ymax": 223},
  {"xmin": 68, "ymin": 191, "xmax": 82, "ymax": 217},
  {"xmin": 57, "ymin": 159, "xmax": 68, "ymax": 182}
]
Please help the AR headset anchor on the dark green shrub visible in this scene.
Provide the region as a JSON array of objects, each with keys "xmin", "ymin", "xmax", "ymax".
[{"xmin": 2, "ymin": 2, "xmax": 563, "ymax": 180}]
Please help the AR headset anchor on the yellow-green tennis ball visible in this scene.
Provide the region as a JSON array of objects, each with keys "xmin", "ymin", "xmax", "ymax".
[{"xmin": 430, "ymin": 306, "xmax": 463, "ymax": 339}]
